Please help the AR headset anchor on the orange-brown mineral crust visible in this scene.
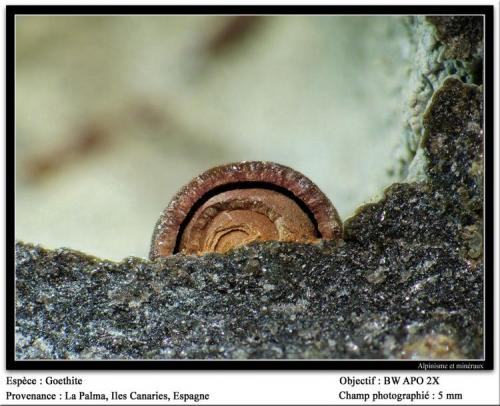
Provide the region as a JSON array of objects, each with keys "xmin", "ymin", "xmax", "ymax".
[{"xmin": 150, "ymin": 161, "xmax": 342, "ymax": 258}]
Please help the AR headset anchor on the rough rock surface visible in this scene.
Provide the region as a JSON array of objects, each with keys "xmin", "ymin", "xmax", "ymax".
[
  {"xmin": 15, "ymin": 17, "xmax": 484, "ymax": 360},
  {"xmin": 398, "ymin": 16, "xmax": 483, "ymax": 178},
  {"xmin": 16, "ymin": 76, "xmax": 483, "ymax": 360},
  {"xmin": 426, "ymin": 16, "xmax": 483, "ymax": 60}
]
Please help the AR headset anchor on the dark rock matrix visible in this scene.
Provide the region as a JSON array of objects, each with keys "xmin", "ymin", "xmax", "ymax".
[{"xmin": 15, "ymin": 17, "xmax": 485, "ymax": 360}]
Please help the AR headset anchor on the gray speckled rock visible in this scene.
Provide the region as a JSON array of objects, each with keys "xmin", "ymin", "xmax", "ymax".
[
  {"xmin": 426, "ymin": 16, "xmax": 483, "ymax": 60},
  {"xmin": 15, "ymin": 17, "xmax": 484, "ymax": 360},
  {"xmin": 16, "ymin": 76, "xmax": 483, "ymax": 360},
  {"xmin": 396, "ymin": 16, "xmax": 483, "ymax": 181}
]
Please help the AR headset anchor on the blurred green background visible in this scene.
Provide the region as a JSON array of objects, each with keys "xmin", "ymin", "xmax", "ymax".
[{"xmin": 15, "ymin": 15, "xmax": 410, "ymax": 260}]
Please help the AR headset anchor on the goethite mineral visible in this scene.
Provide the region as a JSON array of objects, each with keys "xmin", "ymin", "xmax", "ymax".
[
  {"xmin": 149, "ymin": 161, "xmax": 343, "ymax": 258},
  {"xmin": 15, "ymin": 17, "xmax": 485, "ymax": 360}
]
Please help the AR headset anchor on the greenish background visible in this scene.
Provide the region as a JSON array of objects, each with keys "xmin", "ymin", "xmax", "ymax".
[{"xmin": 15, "ymin": 16, "xmax": 411, "ymax": 260}]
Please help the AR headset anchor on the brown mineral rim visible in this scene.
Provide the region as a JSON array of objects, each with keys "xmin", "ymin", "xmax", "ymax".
[{"xmin": 149, "ymin": 161, "xmax": 343, "ymax": 258}]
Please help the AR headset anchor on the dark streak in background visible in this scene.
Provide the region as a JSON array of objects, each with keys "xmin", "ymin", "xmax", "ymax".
[{"xmin": 204, "ymin": 16, "xmax": 264, "ymax": 57}]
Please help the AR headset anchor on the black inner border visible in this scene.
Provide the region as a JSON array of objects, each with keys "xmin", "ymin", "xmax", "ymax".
[
  {"xmin": 6, "ymin": 4, "xmax": 494, "ymax": 371},
  {"xmin": 174, "ymin": 181, "xmax": 321, "ymax": 253}
]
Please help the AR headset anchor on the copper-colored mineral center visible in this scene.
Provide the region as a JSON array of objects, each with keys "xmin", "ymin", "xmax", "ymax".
[{"xmin": 178, "ymin": 188, "xmax": 317, "ymax": 254}]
